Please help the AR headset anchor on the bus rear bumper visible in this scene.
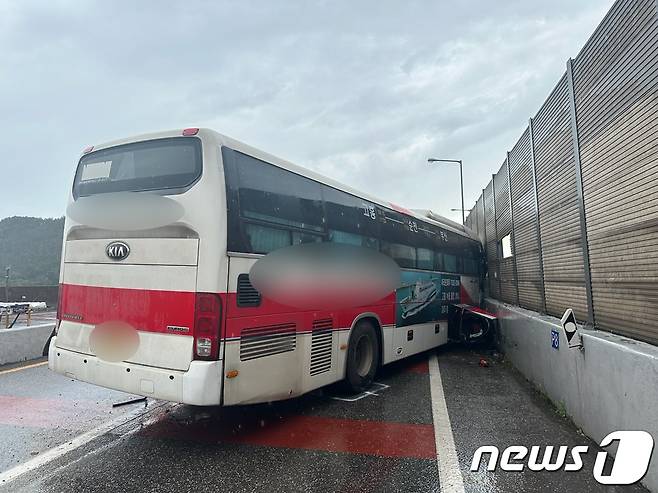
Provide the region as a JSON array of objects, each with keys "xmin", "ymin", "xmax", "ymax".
[{"xmin": 48, "ymin": 337, "xmax": 223, "ymax": 406}]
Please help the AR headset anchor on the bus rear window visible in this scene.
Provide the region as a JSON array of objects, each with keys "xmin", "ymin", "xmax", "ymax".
[{"xmin": 73, "ymin": 137, "xmax": 202, "ymax": 198}]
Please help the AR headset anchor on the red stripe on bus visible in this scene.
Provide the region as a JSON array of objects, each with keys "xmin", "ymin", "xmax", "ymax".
[
  {"xmin": 223, "ymin": 292, "xmax": 396, "ymax": 339},
  {"xmin": 59, "ymin": 284, "xmax": 397, "ymax": 338},
  {"xmin": 59, "ymin": 284, "xmax": 196, "ymax": 334}
]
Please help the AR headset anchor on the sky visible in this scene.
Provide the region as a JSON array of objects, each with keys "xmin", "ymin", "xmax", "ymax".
[{"xmin": 0, "ymin": 0, "xmax": 613, "ymax": 223}]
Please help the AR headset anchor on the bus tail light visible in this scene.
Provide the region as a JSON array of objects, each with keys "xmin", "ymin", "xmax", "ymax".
[
  {"xmin": 193, "ymin": 293, "xmax": 221, "ymax": 360},
  {"xmin": 182, "ymin": 128, "xmax": 199, "ymax": 136},
  {"xmin": 196, "ymin": 337, "xmax": 212, "ymax": 357}
]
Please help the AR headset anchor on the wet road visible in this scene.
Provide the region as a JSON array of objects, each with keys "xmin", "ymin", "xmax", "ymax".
[
  {"xmin": 0, "ymin": 357, "xmax": 143, "ymax": 473},
  {"xmin": 0, "ymin": 347, "xmax": 647, "ymax": 492}
]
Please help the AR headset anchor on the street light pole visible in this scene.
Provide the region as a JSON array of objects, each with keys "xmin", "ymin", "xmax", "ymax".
[
  {"xmin": 4, "ymin": 267, "xmax": 9, "ymax": 303},
  {"xmin": 428, "ymin": 158, "xmax": 465, "ymax": 225}
]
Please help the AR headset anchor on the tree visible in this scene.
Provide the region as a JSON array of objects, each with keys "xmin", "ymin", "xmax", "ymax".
[{"xmin": 0, "ymin": 216, "xmax": 65, "ymax": 286}]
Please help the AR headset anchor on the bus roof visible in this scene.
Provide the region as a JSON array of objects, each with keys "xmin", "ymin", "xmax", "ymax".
[{"xmin": 86, "ymin": 128, "xmax": 479, "ymax": 241}]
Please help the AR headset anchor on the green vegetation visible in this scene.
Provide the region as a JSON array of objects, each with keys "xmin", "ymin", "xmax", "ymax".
[
  {"xmin": 0, "ymin": 216, "xmax": 64, "ymax": 286},
  {"xmin": 555, "ymin": 400, "xmax": 568, "ymax": 419}
]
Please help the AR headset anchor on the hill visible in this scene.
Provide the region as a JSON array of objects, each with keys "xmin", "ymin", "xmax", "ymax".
[{"xmin": 0, "ymin": 216, "xmax": 64, "ymax": 286}]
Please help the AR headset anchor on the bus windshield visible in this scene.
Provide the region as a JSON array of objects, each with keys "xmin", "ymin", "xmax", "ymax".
[{"xmin": 72, "ymin": 137, "xmax": 202, "ymax": 198}]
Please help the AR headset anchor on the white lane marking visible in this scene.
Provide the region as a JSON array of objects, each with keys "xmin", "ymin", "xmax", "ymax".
[
  {"xmin": 429, "ymin": 353, "xmax": 466, "ymax": 493},
  {"xmin": 0, "ymin": 401, "xmax": 164, "ymax": 486},
  {"xmin": 0, "ymin": 361, "xmax": 48, "ymax": 375},
  {"xmin": 44, "ymin": 403, "xmax": 175, "ymax": 484},
  {"xmin": 328, "ymin": 382, "xmax": 389, "ymax": 402}
]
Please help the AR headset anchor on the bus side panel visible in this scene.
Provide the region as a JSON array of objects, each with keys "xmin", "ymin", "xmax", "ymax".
[
  {"xmin": 389, "ymin": 321, "xmax": 448, "ymax": 364},
  {"xmin": 460, "ymin": 274, "xmax": 480, "ymax": 305},
  {"xmin": 222, "ymin": 258, "xmax": 458, "ymax": 405},
  {"xmin": 381, "ymin": 268, "xmax": 457, "ymax": 362},
  {"xmin": 223, "ymin": 256, "xmax": 345, "ymax": 406}
]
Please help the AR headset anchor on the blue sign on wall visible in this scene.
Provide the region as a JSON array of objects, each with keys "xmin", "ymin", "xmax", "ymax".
[{"xmin": 551, "ymin": 329, "xmax": 560, "ymax": 350}]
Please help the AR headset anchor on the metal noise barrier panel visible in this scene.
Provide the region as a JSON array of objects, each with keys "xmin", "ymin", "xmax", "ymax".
[{"xmin": 464, "ymin": 0, "xmax": 658, "ymax": 345}]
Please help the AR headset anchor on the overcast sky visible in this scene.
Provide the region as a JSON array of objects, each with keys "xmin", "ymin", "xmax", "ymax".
[{"xmin": 0, "ymin": 0, "xmax": 612, "ymax": 222}]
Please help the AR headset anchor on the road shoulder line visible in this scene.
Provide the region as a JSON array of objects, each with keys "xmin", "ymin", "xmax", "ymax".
[
  {"xmin": 0, "ymin": 400, "xmax": 162, "ymax": 486},
  {"xmin": 428, "ymin": 352, "xmax": 466, "ymax": 493},
  {"xmin": 0, "ymin": 360, "xmax": 48, "ymax": 375}
]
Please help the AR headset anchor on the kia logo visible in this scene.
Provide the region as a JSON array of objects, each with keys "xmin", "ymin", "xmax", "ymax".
[{"xmin": 106, "ymin": 241, "xmax": 130, "ymax": 261}]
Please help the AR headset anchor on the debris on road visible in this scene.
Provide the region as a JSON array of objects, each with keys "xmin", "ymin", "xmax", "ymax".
[{"xmin": 112, "ymin": 397, "xmax": 147, "ymax": 408}]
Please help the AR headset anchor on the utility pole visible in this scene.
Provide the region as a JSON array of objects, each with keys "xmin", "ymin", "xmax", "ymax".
[{"xmin": 4, "ymin": 267, "xmax": 9, "ymax": 303}]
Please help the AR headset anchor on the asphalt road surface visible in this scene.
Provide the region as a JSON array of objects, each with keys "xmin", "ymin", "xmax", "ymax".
[{"xmin": 0, "ymin": 347, "xmax": 647, "ymax": 492}]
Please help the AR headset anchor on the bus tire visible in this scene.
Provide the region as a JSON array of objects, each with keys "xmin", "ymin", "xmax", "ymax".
[
  {"xmin": 345, "ymin": 320, "xmax": 380, "ymax": 393},
  {"xmin": 42, "ymin": 328, "xmax": 56, "ymax": 356}
]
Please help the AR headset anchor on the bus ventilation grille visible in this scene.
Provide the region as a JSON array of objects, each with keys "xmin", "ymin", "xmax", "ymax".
[
  {"xmin": 237, "ymin": 273, "xmax": 261, "ymax": 307},
  {"xmin": 310, "ymin": 319, "xmax": 333, "ymax": 376},
  {"xmin": 240, "ymin": 323, "xmax": 296, "ymax": 361}
]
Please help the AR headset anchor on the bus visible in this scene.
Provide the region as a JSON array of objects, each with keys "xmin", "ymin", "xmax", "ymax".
[{"xmin": 49, "ymin": 128, "xmax": 491, "ymax": 406}]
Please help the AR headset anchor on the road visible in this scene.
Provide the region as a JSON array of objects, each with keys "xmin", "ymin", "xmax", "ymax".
[{"xmin": 0, "ymin": 346, "xmax": 646, "ymax": 492}]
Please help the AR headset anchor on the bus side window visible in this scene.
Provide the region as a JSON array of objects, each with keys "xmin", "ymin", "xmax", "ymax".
[
  {"xmin": 444, "ymin": 253, "xmax": 458, "ymax": 273},
  {"xmin": 433, "ymin": 251, "xmax": 444, "ymax": 271},
  {"xmin": 363, "ymin": 237, "xmax": 379, "ymax": 250},
  {"xmin": 417, "ymin": 247, "xmax": 434, "ymax": 270},
  {"xmin": 322, "ymin": 186, "xmax": 380, "ymax": 241},
  {"xmin": 234, "ymin": 151, "xmax": 325, "ymax": 233},
  {"xmin": 381, "ymin": 241, "xmax": 416, "ymax": 269},
  {"xmin": 292, "ymin": 231, "xmax": 322, "ymax": 245},
  {"xmin": 463, "ymin": 257, "xmax": 478, "ymax": 275},
  {"xmin": 245, "ymin": 223, "xmax": 291, "ymax": 254},
  {"xmin": 329, "ymin": 229, "xmax": 379, "ymax": 249}
]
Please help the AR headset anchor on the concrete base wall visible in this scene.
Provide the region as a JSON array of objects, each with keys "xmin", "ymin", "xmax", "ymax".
[
  {"xmin": 488, "ymin": 299, "xmax": 658, "ymax": 492},
  {"xmin": 0, "ymin": 323, "xmax": 55, "ymax": 366}
]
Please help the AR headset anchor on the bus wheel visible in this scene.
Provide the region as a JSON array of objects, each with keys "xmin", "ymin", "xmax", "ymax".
[{"xmin": 345, "ymin": 320, "xmax": 380, "ymax": 393}]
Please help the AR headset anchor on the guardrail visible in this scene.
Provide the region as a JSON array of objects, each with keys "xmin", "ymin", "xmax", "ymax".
[{"xmin": 0, "ymin": 302, "xmax": 48, "ymax": 329}]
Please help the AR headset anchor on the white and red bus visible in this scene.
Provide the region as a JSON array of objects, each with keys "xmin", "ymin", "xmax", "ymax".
[{"xmin": 49, "ymin": 128, "xmax": 490, "ymax": 406}]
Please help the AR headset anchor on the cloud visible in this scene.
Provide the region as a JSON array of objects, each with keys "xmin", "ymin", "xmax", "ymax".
[{"xmin": 0, "ymin": 0, "xmax": 612, "ymax": 222}]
